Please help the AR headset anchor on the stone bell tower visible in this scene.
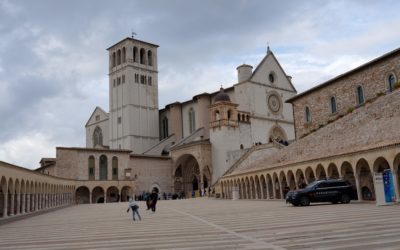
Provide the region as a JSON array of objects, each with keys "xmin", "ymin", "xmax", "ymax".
[
  {"xmin": 107, "ymin": 37, "xmax": 160, "ymax": 153},
  {"xmin": 209, "ymin": 88, "xmax": 240, "ymax": 181}
]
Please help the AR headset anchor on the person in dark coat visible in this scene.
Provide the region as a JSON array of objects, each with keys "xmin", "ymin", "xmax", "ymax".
[{"xmin": 150, "ymin": 190, "xmax": 159, "ymax": 212}]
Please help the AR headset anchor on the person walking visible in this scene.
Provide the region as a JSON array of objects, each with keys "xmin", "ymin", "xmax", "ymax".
[
  {"xmin": 127, "ymin": 198, "xmax": 141, "ymax": 221},
  {"xmin": 150, "ymin": 189, "xmax": 158, "ymax": 213}
]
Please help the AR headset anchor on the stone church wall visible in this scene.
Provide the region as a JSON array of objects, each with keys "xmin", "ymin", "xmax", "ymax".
[{"xmin": 292, "ymin": 51, "xmax": 400, "ymax": 139}]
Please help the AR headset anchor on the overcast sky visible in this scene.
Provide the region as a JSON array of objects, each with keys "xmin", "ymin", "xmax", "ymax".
[{"xmin": 0, "ymin": 0, "xmax": 399, "ymax": 169}]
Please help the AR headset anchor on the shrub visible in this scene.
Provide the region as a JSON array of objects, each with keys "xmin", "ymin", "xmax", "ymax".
[{"xmin": 347, "ymin": 107, "xmax": 354, "ymax": 113}]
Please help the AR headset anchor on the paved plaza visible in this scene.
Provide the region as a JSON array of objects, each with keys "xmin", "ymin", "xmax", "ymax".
[{"xmin": 1, "ymin": 199, "xmax": 400, "ymax": 250}]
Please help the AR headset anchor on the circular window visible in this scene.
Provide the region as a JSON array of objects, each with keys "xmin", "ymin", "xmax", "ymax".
[
  {"xmin": 269, "ymin": 72, "xmax": 275, "ymax": 83},
  {"xmin": 268, "ymin": 94, "xmax": 281, "ymax": 113}
]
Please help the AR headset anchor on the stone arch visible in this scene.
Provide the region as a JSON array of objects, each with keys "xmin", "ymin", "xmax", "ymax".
[
  {"xmin": 273, "ymin": 172, "xmax": 280, "ymax": 199},
  {"xmin": 106, "ymin": 186, "xmax": 119, "ymax": 203},
  {"xmin": 112, "ymin": 52, "xmax": 116, "ymax": 67},
  {"xmin": 296, "ymin": 169, "xmax": 306, "ymax": 188},
  {"xmin": 117, "ymin": 49, "xmax": 121, "ymax": 65},
  {"xmin": 287, "ymin": 170, "xmax": 296, "ymax": 190},
  {"xmin": 202, "ymin": 165, "xmax": 212, "ymax": 189},
  {"xmin": 356, "ymin": 158, "xmax": 374, "ymax": 201},
  {"xmin": 269, "ymin": 125, "xmax": 287, "ymax": 142},
  {"xmin": 122, "ymin": 47, "xmax": 126, "ymax": 63},
  {"xmin": 260, "ymin": 175, "xmax": 267, "ymax": 199},
  {"xmin": 121, "ymin": 186, "xmax": 133, "ymax": 202},
  {"xmin": 315, "ymin": 164, "xmax": 326, "ymax": 180},
  {"xmin": 341, "ymin": 161, "xmax": 356, "ymax": 192},
  {"xmin": 92, "ymin": 186, "xmax": 105, "ymax": 203},
  {"xmin": 147, "ymin": 50, "xmax": 153, "ymax": 66},
  {"xmin": 14, "ymin": 179, "xmax": 20, "ymax": 215},
  {"xmin": 327, "ymin": 163, "xmax": 340, "ymax": 179},
  {"xmin": 20, "ymin": 179, "xmax": 25, "ymax": 213},
  {"xmin": 133, "ymin": 46, "xmax": 138, "ymax": 62},
  {"xmin": 266, "ymin": 174, "xmax": 273, "ymax": 199},
  {"xmin": 140, "ymin": 48, "xmax": 146, "ymax": 64},
  {"xmin": 305, "ymin": 167, "xmax": 315, "ymax": 184},
  {"xmin": 173, "ymin": 154, "xmax": 201, "ymax": 196},
  {"xmin": 75, "ymin": 186, "xmax": 90, "ymax": 204},
  {"xmin": 373, "ymin": 157, "xmax": 390, "ymax": 173},
  {"xmin": 150, "ymin": 182, "xmax": 161, "ymax": 194}
]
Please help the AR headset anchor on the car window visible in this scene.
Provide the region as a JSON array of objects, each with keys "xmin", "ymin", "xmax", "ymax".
[{"xmin": 306, "ymin": 181, "xmax": 320, "ymax": 189}]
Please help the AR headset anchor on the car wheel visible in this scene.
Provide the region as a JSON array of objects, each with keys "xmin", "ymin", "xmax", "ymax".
[
  {"xmin": 331, "ymin": 201, "xmax": 338, "ymax": 204},
  {"xmin": 292, "ymin": 202, "xmax": 300, "ymax": 207},
  {"xmin": 300, "ymin": 196, "xmax": 310, "ymax": 206},
  {"xmin": 340, "ymin": 194, "xmax": 350, "ymax": 204}
]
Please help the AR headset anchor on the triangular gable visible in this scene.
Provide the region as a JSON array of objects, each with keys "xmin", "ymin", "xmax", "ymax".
[
  {"xmin": 85, "ymin": 106, "xmax": 109, "ymax": 127},
  {"xmin": 250, "ymin": 51, "xmax": 297, "ymax": 92}
]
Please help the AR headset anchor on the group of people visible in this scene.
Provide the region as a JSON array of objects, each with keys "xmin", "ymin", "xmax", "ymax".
[{"xmin": 127, "ymin": 188, "xmax": 159, "ymax": 221}]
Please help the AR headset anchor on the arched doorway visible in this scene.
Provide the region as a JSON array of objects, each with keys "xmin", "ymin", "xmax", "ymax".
[
  {"xmin": 356, "ymin": 158, "xmax": 374, "ymax": 201},
  {"xmin": 106, "ymin": 186, "xmax": 119, "ymax": 203},
  {"xmin": 92, "ymin": 186, "xmax": 105, "ymax": 203},
  {"xmin": 121, "ymin": 186, "xmax": 133, "ymax": 202},
  {"xmin": 266, "ymin": 174, "xmax": 273, "ymax": 199},
  {"xmin": 316, "ymin": 164, "xmax": 326, "ymax": 180},
  {"xmin": 341, "ymin": 161, "xmax": 357, "ymax": 199},
  {"xmin": 327, "ymin": 163, "xmax": 340, "ymax": 179},
  {"xmin": 173, "ymin": 154, "xmax": 201, "ymax": 196},
  {"xmin": 305, "ymin": 167, "xmax": 315, "ymax": 184},
  {"xmin": 75, "ymin": 186, "xmax": 90, "ymax": 204}
]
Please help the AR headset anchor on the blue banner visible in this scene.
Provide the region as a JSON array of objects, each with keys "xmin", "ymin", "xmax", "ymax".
[{"xmin": 383, "ymin": 169, "xmax": 396, "ymax": 203}]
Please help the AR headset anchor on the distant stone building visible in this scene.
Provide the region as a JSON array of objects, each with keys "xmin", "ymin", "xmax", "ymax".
[{"xmin": 219, "ymin": 47, "xmax": 400, "ymax": 203}]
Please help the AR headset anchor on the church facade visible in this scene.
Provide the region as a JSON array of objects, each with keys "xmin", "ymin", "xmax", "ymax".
[
  {"xmin": 36, "ymin": 36, "xmax": 296, "ymax": 202},
  {"xmin": 2, "ymin": 36, "xmax": 399, "ymax": 221}
]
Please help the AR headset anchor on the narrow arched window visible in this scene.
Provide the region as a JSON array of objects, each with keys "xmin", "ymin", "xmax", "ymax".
[
  {"xmin": 112, "ymin": 52, "xmax": 116, "ymax": 67},
  {"xmin": 99, "ymin": 155, "xmax": 108, "ymax": 180},
  {"xmin": 189, "ymin": 108, "xmax": 195, "ymax": 133},
  {"xmin": 112, "ymin": 156, "xmax": 118, "ymax": 180},
  {"xmin": 133, "ymin": 47, "xmax": 138, "ymax": 62},
  {"xmin": 162, "ymin": 117, "xmax": 169, "ymax": 139},
  {"xmin": 147, "ymin": 50, "xmax": 153, "ymax": 66},
  {"xmin": 305, "ymin": 106, "xmax": 311, "ymax": 123},
  {"xmin": 117, "ymin": 49, "xmax": 121, "ymax": 65},
  {"xmin": 93, "ymin": 126, "xmax": 103, "ymax": 147},
  {"xmin": 388, "ymin": 74, "xmax": 396, "ymax": 92},
  {"xmin": 88, "ymin": 156, "xmax": 95, "ymax": 180},
  {"xmin": 227, "ymin": 110, "xmax": 232, "ymax": 120},
  {"xmin": 330, "ymin": 96, "xmax": 337, "ymax": 114},
  {"xmin": 356, "ymin": 85, "xmax": 365, "ymax": 105},
  {"xmin": 140, "ymin": 48, "xmax": 146, "ymax": 64},
  {"xmin": 122, "ymin": 47, "xmax": 126, "ymax": 63}
]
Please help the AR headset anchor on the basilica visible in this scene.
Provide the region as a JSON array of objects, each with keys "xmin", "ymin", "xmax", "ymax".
[{"xmin": 1, "ymin": 37, "xmax": 400, "ymax": 219}]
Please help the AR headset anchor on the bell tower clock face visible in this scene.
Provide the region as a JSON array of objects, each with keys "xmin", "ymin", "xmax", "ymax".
[{"xmin": 268, "ymin": 94, "xmax": 281, "ymax": 113}]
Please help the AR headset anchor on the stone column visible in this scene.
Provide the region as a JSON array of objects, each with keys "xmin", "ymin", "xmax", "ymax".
[
  {"xmin": 21, "ymin": 193, "xmax": 26, "ymax": 214},
  {"xmin": 3, "ymin": 190, "xmax": 8, "ymax": 218},
  {"xmin": 104, "ymin": 191, "xmax": 107, "ymax": 204},
  {"xmin": 260, "ymin": 181, "xmax": 264, "ymax": 199},
  {"xmin": 354, "ymin": 173, "xmax": 362, "ymax": 201},
  {"xmin": 10, "ymin": 194, "xmax": 15, "ymax": 216},
  {"xmin": 26, "ymin": 194, "xmax": 30, "ymax": 213},
  {"xmin": 34, "ymin": 193, "xmax": 38, "ymax": 211},
  {"xmin": 89, "ymin": 191, "xmax": 92, "ymax": 204},
  {"xmin": 272, "ymin": 181, "xmax": 276, "ymax": 199},
  {"xmin": 16, "ymin": 193, "xmax": 20, "ymax": 215}
]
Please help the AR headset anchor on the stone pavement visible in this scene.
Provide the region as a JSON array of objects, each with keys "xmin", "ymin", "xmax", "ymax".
[{"xmin": 1, "ymin": 199, "xmax": 400, "ymax": 250}]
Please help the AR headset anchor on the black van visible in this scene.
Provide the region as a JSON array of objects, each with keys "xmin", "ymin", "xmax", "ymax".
[{"xmin": 286, "ymin": 179, "xmax": 355, "ymax": 206}]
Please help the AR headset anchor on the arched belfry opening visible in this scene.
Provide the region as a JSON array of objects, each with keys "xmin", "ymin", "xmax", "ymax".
[{"xmin": 209, "ymin": 87, "xmax": 238, "ymax": 129}]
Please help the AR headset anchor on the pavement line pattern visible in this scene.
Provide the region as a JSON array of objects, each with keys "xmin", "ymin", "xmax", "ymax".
[
  {"xmin": 2, "ymin": 198, "xmax": 400, "ymax": 249},
  {"xmin": 168, "ymin": 207, "xmax": 287, "ymax": 250}
]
